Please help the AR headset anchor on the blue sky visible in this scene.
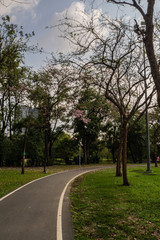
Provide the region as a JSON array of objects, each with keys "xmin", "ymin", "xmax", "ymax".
[
  {"xmin": 0, "ymin": 0, "xmax": 79, "ymax": 69},
  {"xmin": 0, "ymin": 0, "xmax": 159, "ymax": 70}
]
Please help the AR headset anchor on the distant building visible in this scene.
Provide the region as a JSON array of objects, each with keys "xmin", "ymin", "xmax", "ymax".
[{"xmin": 20, "ymin": 105, "xmax": 38, "ymax": 119}]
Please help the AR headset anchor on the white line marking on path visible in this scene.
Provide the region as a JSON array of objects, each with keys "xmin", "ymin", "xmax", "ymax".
[
  {"xmin": 0, "ymin": 171, "xmax": 65, "ymax": 202},
  {"xmin": 56, "ymin": 169, "xmax": 95, "ymax": 240}
]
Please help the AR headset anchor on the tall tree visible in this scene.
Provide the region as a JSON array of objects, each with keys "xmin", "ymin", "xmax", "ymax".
[
  {"xmin": 29, "ymin": 65, "xmax": 71, "ymax": 172},
  {"xmin": 57, "ymin": 10, "xmax": 156, "ymax": 185},
  {"xmin": 106, "ymin": 0, "xmax": 160, "ymax": 107},
  {"xmin": 0, "ymin": 15, "xmax": 36, "ymax": 166}
]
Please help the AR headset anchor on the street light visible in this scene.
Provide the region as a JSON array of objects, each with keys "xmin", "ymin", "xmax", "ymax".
[
  {"xmin": 141, "ymin": 21, "xmax": 151, "ymax": 172},
  {"xmin": 134, "ymin": 21, "xmax": 151, "ymax": 172},
  {"xmin": 79, "ymin": 140, "xmax": 82, "ymax": 166}
]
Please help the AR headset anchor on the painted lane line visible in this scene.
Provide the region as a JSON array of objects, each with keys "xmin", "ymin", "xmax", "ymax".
[
  {"xmin": 0, "ymin": 171, "xmax": 67, "ymax": 202},
  {"xmin": 0, "ymin": 166, "xmax": 109, "ymax": 202},
  {"xmin": 56, "ymin": 169, "xmax": 95, "ymax": 240}
]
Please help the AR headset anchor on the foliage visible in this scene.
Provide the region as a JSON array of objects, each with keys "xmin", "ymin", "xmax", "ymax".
[
  {"xmin": 25, "ymin": 126, "xmax": 44, "ymax": 166},
  {"xmin": 52, "ymin": 133, "xmax": 78, "ymax": 165},
  {"xmin": 128, "ymin": 116, "xmax": 146, "ymax": 163},
  {"xmin": 0, "ymin": 15, "xmax": 38, "ymax": 166},
  {"xmin": 28, "ymin": 65, "xmax": 71, "ymax": 169},
  {"xmin": 102, "ymin": 120, "xmax": 120, "ymax": 163},
  {"xmin": 1, "ymin": 135, "xmax": 23, "ymax": 166},
  {"xmin": 0, "ymin": 9, "xmax": 159, "ymax": 171}
]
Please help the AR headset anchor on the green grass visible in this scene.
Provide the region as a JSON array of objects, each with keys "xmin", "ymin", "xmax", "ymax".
[
  {"xmin": 0, "ymin": 164, "xmax": 107, "ymax": 198},
  {"xmin": 70, "ymin": 166, "xmax": 160, "ymax": 240},
  {"xmin": 0, "ymin": 165, "xmax": 83, "ymax": 198}
]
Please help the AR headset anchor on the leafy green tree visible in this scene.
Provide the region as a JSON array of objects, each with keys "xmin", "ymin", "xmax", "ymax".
[
  {"xmin": 1, "ymin": 135, "xmax": 23, "ymax": 166},
  {"xmin": 52, "ymin": 133, "xmax": 78, "ymax": 165},
  {"xmin": 0, "ymin": 15, "xmax": 37, "ymax": 166},
  {"xmin": 102, "ymin": 120, "xmax": 120, "ymax": 163},
  {"xmin": 29, "ymin": 65, "xmax": 71, "ymax": 172},
  {"xmin": 25, "ymin": 125, "xmax": 44, "ymax": 166}
]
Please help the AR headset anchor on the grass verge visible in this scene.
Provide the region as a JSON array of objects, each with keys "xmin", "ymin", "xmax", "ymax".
[
  {"xmin": 0, "ymin": 164, "xmax": 109, "ymax": 198},
  {"xmin": 70, "ymin": 166, "xmax": 160, "ymax": 240},
  {"xmin": 0, "ymin": 165, "xmax": 83, "ymax": 198}
]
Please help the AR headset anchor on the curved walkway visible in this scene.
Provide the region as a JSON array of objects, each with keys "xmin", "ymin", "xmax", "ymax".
[{"xmin": 0, "ymin": 166, "xmax": 111, "ymax": 240}]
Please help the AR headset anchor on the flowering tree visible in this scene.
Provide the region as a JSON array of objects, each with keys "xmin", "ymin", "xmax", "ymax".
[{"xmin": 73, "ymin": 88, "xmax": 108, "ymax": 164}]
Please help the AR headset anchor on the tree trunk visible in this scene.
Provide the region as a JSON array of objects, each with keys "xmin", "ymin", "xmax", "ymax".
[
  {"xmin": 112, "ymin": 125, "xmax": 117, "ymax": 163},
  {"xmin": 143, "ymin": 0, "xmax": 160, "ymax": 107},
  {"xmin": 122, "ymin": 122, "xmax": 129, "ymax": 186},
  {"xmin": 116, "ymin": 133, "xmax": 123, "ymax": 177}
]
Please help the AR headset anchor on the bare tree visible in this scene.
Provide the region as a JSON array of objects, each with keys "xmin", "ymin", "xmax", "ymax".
[
  {"xmin": 106, "ymin": 1, "xmax": 160, "ymax": 106},
  {"xmin": 81, "ymin": 38, "xmax": 156, "ymax": 185},
  {"xmin": 56, "ymin": 10, "xmax": 156, "ymax": 185}
]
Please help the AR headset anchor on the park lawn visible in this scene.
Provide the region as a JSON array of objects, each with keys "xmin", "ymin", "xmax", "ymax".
[
  {"xmin": 70, "ymin": 166, "xmax": 160, "ymax": 240},
  {"xmin": 0, "ymin": 165, "xmax": 81, "ymax": 198}
]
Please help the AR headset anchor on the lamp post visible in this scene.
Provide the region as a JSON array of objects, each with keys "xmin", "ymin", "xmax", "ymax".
[
  {"xmin": 22, "ymin": 126, "xmax": 28, "ymax": 174},
  {"xmin": 79, "ymin": 140, "xmax": 82, "ymax": 166},
  {"xmin": 141, "ymin": 21, "xmax": 151, "ymax": 172}
]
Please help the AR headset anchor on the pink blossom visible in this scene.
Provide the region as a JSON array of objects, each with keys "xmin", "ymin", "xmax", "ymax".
[
  {"xmin": 19, "ymin": 84, "xmax": 26, "ymax": 89},
  {"xmin": 73, "ymin": 109, "xmax": 90, "ymax": 124},
  {"xmin": 82, "ymin": 118, "xmax": 89, "ymax": 124},
  {"xmin": 73, "ymin": 109, "xmax": 84, "ymax": 118}
]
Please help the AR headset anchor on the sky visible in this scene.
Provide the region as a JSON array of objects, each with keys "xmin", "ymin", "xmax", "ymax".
[{"xmin": 0, "ymin": 0, "xmax": 159, "ymax": 70}]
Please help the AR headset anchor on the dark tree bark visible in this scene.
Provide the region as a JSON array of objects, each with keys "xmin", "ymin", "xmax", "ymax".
[
  {"xmin": 122, "ymin": 121, "xmax": 129, "ymax": 186},
  {"xmin": 116, "ymin": 133, "xmax": 123, "ymax": 177}
]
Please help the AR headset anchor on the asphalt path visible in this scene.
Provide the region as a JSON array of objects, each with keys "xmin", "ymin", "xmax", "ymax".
[{"xmin": 0, "ymin": 166, "xmax": 111, "ymax": 240}]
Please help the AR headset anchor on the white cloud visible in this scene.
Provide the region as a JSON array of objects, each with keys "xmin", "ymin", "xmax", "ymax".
[
  {"xmin": 0, "ymin": 0, "xmax": 40, "ymax": 20},
  {"xmin": 40, "ymin": 1, "xmax": 104, "ymax": 54}
]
